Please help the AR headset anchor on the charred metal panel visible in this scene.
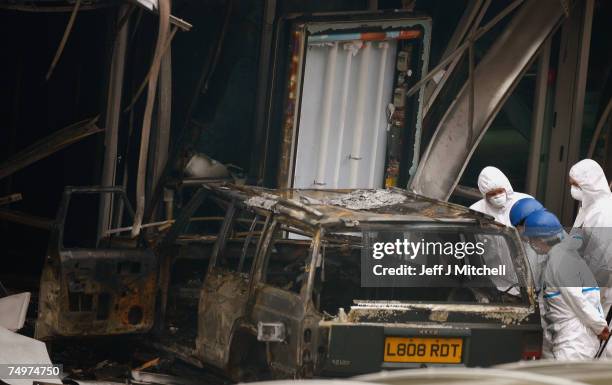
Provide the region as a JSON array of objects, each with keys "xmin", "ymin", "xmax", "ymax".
[
  {"xmin": 346, "ymin": 303, "xmax": 539, "ymax": 326},
  {"xmin": 196, "ymin": 269, "xmax": 250, "ymax": 368},
  {"xmin": 36, "ymin": 249, "xmax": 157, "ymax": 339},
  {"xmin": 251, "ymin": 285, "xmax": 306, "ymax": 377}
]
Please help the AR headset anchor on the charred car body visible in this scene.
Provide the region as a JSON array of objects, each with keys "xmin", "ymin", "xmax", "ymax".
[{"xmin": 36, "ymin": 184, "xmax": 542, "ymax": 380}]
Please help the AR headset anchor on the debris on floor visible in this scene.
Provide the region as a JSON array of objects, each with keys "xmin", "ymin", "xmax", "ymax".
[
  {"xmin": 44, "ymin": 338, "xmax": 230, "ymax": 385},
  {"xmin": 0, "ymin": 291, "xmax": 31, "ymax": 331},
  {"xmin": 0, "ymin": 325, "xmax": 62, "ymax": 385}
]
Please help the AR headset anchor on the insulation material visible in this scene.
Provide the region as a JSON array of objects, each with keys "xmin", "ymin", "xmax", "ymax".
[
  {"xmin": 294, "ymin": 39, "xmax": 397, "ymax": 189},
  {"xmin": 323, "ymin": 189, "xmax": 407, "ymax": 210},
  {"xmin": 0, "ymin": 292, "xmax": 30, "ymax": 331}
]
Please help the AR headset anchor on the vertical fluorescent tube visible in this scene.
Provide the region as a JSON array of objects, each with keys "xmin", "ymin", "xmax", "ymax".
[
  {"xmin": 333, "ymin": 43, "xmax": 355, "ymax": 188},
  {"xmin": 368, "ymin": 42, "xmax": 389, "ymax": 187},
  {"xmin": 314, "ymin": 42, "xmax": 338, "ymax": 187},
  {"xmin": 349, "ymin": 42, "xmax": 371, "ymax": 187}
]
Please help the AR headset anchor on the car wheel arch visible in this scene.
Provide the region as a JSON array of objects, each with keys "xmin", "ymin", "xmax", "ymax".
[{"xmin": 227, "ymin": 322, "xmax": 270, "ymax": 381}]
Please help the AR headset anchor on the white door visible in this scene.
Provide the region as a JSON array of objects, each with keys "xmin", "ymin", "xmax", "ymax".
[{"xmin": 293, "ymin": 39, "xmax": 397, "ymax": 189}]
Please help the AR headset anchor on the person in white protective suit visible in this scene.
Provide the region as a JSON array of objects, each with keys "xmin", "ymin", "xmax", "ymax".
[
  {"xmin": 470, "ymin": 166, "xmax": 532, "ymax": 226},
  {"xmin": 569, "ymin": 159, "xmax": 612, "ymax": 315},
  {"xmin": 509, "ymin": 198, "xmax": 553, "ymax": 358},
  {"xmin": 524, "ymin": 210, "xmax": 610, "ymax": 359}
]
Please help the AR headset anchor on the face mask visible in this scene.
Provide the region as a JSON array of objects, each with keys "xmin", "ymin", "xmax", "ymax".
[
  {"xmin": 488, "ymin": 193, "xmax": 507, "ymax": 208},
  {"xmin": 570, "ymin": 185, "xmax": 583, "ymax": 201}
]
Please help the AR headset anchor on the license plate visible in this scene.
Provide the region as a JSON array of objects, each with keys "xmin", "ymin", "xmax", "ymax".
[{"xmin": 384, "ymin": 336, "xmax": 463, "ymax": 363}]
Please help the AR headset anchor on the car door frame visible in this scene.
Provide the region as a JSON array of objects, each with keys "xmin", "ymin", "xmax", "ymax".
[
  {"xmin": 195, "ymin": 197, "xmax": 271, "ymax": 369},
  {"xmin": 36, "ymin": 186, "xmax": 158, "ymax": 339},
  {"xmin": 245, "ymin": 216, "xmax": 322, "ymax": 378}
]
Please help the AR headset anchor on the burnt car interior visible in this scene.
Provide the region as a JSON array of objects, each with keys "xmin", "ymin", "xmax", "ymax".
[
  {"xmin": 159, "ymin": 190, "xmax": 223, "ymax": 351},
  {"xmin": 263, "ymin": 225, "xmax": 313, "ymax": 294},
  {"xmin": 217, "ymin": 209, "xmax": 267, "ymax": 274},
  {"xmin": 313, "ymin": 227, "xmax": 528, "ymax": 317}
]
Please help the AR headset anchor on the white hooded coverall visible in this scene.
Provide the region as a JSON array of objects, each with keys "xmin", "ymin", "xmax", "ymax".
[
  {"xmin": 569, "ymin": 159, "xmax": 612, "ymax": 313},
  {"xmin": 470, "ymin": 166, "xmax": 532, "ymax": 226},
  {"xmin": 542, "ymin": 237, "xmax": 607, "ymax": 359},
  {"xmin": 523, "ymin": 244, "xmax": 553, "ymax": 358}
]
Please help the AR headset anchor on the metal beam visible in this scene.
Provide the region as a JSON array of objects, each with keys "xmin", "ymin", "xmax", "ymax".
[
  {"xmin": 0, "ymin": 117, "xmax": 102, "ymax": 181},
  {"xmin": 543, "ymin": 0, "xmax": 594, "ymax": 225},
  {"xmin": 0, "ymin": 194, "xmax": 22, "ymax": 206},
  {"xmin": 423, "ymin": 0, "xmax": 488, "ymax": 115},
  {"xmin": 408, "ymin": 0, "xmax": 566, "ymax": 200},
  {"xmin": 132, "ymin": 0, "xmax": 171, "ymax": 237},
  {"xmin": 250, "ymin": 0, "xmax": 277, "ymax": 184},
  {"xmin": 404, "ymin": 0, "xmax": 525, "ymax": 100},
  {"xmin": 0, "ymin": 209, "xmax": 54, "ymax": 230},
  {"xmin": 525, "ymin": 38, "xmax": 552, "ymax": 196},
  {"xmin": 587, "ymin": 98, "xmax": 612, "ymax": 158},
  {"xmin": 145, "ymin": 42, "xmax": 173, "ymax": 223},
  {"xmin": 152, "ymin": 42, "xmax": 172, "ymax": 204},
  {"xmin": 99, "ymin": 5, "xmax": 130, "ymax": 238},
  {"xmin": 45, "ymin": 0, "xmax": 81, "ymax": 81}
]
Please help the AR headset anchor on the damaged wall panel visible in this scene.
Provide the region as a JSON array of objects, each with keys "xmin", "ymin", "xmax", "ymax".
[{"xmin": 294, "ymin": 39, "xmax": 395, "ymax": 189}]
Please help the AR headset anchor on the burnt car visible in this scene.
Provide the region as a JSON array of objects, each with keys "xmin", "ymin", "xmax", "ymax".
[
  {"xmin": 34, "ymin": 184, "xmax": 542, "ymax": 381},
  {"xmin": 154, "ymin": 184, "xmax": 542, "ymax": 380}
]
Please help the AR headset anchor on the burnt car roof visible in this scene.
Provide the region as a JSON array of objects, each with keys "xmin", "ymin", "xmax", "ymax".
[{"xmin": 203, "ymin": 183, "xmax": 499, "ymax": 228}]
